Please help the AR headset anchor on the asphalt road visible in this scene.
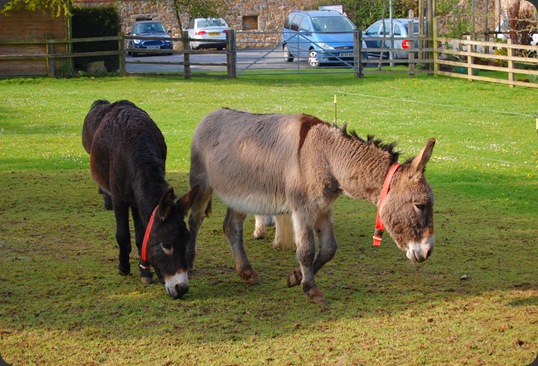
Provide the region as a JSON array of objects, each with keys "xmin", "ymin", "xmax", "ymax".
[{"xmin": 125, "ymin": 47, "xmax": 361, "ymax": 74}]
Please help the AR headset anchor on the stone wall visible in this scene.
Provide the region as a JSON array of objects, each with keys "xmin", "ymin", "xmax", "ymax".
[{"xmin": 78, "ymin": 0, "xmax": 317, "ymax": 49}]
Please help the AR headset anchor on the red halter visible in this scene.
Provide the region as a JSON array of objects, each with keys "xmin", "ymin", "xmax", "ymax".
[
  {"xmin": 373, "ymin": 163, "xmax": 401, "ymax": 247},
  {"xmin": 140, "ymin": 206, "xmax": 158, "ymax": 270}
]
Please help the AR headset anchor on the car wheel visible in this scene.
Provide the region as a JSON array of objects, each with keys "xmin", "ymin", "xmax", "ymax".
[
  {"xmin": 283, "ymin": 44, "xmax": 294, "ymax": 62},
  {"xmin": 308, "ymin": 49, "xmax": 320, "ymax": 67}
]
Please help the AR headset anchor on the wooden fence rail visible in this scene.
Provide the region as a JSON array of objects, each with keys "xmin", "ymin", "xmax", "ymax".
[
  {"xmin": 1, "ymin": 31, "xmax": 537, "ymax": 87},
  {"xmin": 433, "ymin": 35, "xmax": 538, "ymax": 88}
]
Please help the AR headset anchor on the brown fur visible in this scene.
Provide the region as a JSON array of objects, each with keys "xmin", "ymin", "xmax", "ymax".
[{"xmin": 188, "ymin": 108, "xmax": 435, "ymax": 303}]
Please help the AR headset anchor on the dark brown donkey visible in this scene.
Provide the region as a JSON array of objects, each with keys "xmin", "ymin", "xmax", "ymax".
[
  {"xmin": 83, "ymin": 100, "xmax": 198, "ymax": 299},
  {"xmin": 82, "ymin": 100, "xmax": 113, "ymax": 210},
  {"xmin": 188, "ymin": 108, "xmax": 435, "ymax": 304}
]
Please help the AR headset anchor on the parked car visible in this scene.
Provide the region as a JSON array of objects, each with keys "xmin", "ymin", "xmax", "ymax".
[
  {"xmin": 281, "ymin": 10, "xmax": 359, "ymax": 67},
  {"xmin": 127, "ymin": 20, "xmax": 173, "ymax": 56},
  {"xmin": 185, "ymin": 18, "xmax": 229, "ymax": 50},
  {"xmin": 362, "ymin": 18, "xmax": 423, "ymax": 60}
]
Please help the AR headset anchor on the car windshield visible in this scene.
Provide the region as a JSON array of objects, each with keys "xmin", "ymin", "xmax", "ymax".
[
  {"xmin": 311, "ymin": 16, "xmax": 356, "ymax": 32},
  {"xmin": 136, "ymin": 22, "xmax": 166, "ymax": 33},
  {"xmin": 198, "ymin": 18, "xmax": 227, "ymax": 28}
]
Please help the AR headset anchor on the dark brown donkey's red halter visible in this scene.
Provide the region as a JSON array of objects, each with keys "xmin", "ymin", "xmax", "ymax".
[
  {"xmin": 140, "ymin": 206, "xmax": 158, "ymax": 270},
  {"xmin": 373, "ymin": 163, "xmax": 401, "ymax": 247}
]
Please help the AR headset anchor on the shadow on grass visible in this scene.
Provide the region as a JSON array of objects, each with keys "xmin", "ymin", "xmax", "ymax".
[{"xmin": 1, "ymin": 167, "xmax": 536, "ymax": 347}]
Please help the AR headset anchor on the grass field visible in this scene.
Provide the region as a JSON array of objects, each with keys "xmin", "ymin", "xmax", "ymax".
[{"xmin": 0, "ymin": 73, "xmax": 536, "ymax": 365}]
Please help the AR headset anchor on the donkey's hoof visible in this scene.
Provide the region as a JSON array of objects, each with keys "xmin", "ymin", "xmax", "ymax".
[
  {"xmin": 118, "ymin": 265, "xmax": 131, "ymax": 276},
  {"xmin": 287, "ymin": 269, "xmax": 302, "ymax": 287},
  {"xmin": 241, "ymin": 269, "xmax": 261, "ymax": 285},
  {"xmin": 306, "ymin": 288, "xmax": 327, "ymax": 305},
  {"xmin": 272, "ymin": 240, "xmax": 282, "ymax": 249},
  {"xmin": 140, "ymin": 276, "xmax": 154, "ymax": 285},
  {"xmin": 253, "ymin": 228, "xmax": 266, "ymax": 239}
]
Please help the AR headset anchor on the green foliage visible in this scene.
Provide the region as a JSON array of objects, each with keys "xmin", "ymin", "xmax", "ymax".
[
  {"xmin": 493, "ymin": 45, "xmax": 508, "ymax": 67},
  {"xmin": 71, "ymin": 6, "xmax": 121, "ymax": 73},
  {"xmin": 436, "ymin": 0, "xmax": 472, "ymax": 38},
  {"xmin": 170, "ymin": 0, "xmax": 226, "ymax": 42},
  {"xmin": 1, "ymin": 0, "xmax": 71, "ymax": 16},
  {"xmin": 316, "ymin": 0, "xmax": 418, "ymax": 29},
  {"xmin": 0, "ymin": 75, "xmax": 536, "ymax": 365}
]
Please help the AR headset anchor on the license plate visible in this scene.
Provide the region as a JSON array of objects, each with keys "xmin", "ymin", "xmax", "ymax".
[
  {"xmin": 339, "ymin": 53, "xmax": 353, "ymax": 57},
  {"xmin": 208, "ymin": 32, "xmax": 220, "ymax": 36},
  {"xmin": 147, "ymin": 46, "xmax": 159, "ymax": 50}
]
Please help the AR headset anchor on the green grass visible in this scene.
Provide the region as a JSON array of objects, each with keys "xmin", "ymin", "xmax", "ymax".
[{"xmin": 0, "ymin": 74, "xmax": 536, "ymax": 365}]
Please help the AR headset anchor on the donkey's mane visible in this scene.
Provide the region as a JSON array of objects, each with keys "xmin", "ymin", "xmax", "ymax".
[{"xmin": 339, "ymin": 123, "xmax": 400, "ymax": 162}]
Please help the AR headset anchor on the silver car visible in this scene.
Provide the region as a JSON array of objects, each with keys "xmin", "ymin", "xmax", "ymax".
[
  {"xmin": 186, "ymin": 18, "xmax": 229, "ymax": 50},
  {"xmin": 363, "ymin": 18, "xmax": 423, "ymax": 59}
]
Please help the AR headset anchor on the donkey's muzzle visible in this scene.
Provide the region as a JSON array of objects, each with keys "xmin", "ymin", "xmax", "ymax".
[
  {"xmin": 406, "ymin": 236, "xmax": 434, "ymax": 263},
  {"xmin": 164, "ymin": 271, "xmax": 189, "ymax": 299},
  {"xmin": 167, "ymin": 284, "xmax": 188, "ymax": 299}
]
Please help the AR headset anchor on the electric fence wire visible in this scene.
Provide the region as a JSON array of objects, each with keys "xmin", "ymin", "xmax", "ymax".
[{"xmin": 334, "ymin": 90, "xmax": 537, "ymax": 118}]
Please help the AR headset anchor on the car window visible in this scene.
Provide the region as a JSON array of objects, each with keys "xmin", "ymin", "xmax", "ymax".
[
  {"xmin": 284, "ymin": 15, "xmax": 292, "ymax": 29},
  {"xmin": 394, "ymin": 24, "xmax": 402, "ymax": 36},
  {"xmin": 299, "ymin": 16, "xmax": 311, "ymax": 32},
  {"xmin": 290, "ymin": 15, "xmax": 302, "ymax": 31},
  {"xmin": 365, "ymin": 22, "xmax": 381, "ymax": 35},
  {"xmin": 312, "ymin": 16, "xmax": 355, "ymax": 32},
  {"xmin": 205, "ymin": 18, "xmax": 227, "ymax": 27},
  {"xmin": 404, "ymin": 22, "xmax": 423, "ymax": 35},
  {"xmin": 152, "ymin": 22, "xmax": 166, "ymax": 32}
]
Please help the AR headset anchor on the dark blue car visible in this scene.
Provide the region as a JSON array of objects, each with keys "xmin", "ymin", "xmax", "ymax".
[{"xmin": 128, "ymin": 20, "xmax": 173, "ymax": 56}]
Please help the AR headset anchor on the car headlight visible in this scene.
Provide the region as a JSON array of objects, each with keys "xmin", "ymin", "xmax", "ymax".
[
  {"xmin": 133, "ymin": 39, "xmax": 141, "ymax": 45},
  {"xmin": 317, "ymin": 43, "xmax": 334, "ymax": 50}
]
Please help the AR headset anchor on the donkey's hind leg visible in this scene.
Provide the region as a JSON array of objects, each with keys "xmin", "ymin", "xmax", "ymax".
[
  {"xmin": 253, "ymin": 215, "xmax": 268, "ymax": 239},
  {"xmin": 273, "ymin": 214, "xmax": 295, "ymax": 250},
  {"xmin": 224, "ymin": 208, "xmax": 260, "ymax": 285}
]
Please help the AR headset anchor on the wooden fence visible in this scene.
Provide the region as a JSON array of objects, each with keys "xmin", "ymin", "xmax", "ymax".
[
  {"xmin": 1, "ymin": 31, "xmax": 537, "ymax": 88},
  {"xmin": 434, "ymin": 35, "xmax": 538, "ymax": 88}
]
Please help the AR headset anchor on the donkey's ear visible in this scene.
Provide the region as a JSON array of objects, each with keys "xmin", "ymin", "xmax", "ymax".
[
  {"xmin": 176, "ymin": 185, "xmax": 200, "ymax": 217},
  {"xmin": 410, "ymin": 138, "xmax": 435, "ymax": 175},
  {"xmin": 158, "ymin": 187, "xmax": 176, "ymax": 222}
]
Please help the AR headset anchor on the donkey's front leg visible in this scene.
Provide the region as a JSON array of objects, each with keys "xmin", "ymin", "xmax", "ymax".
[
  {"xmin": 223, "ymin": 208, "xmax": 260, "ymax": 285},
  {"xmin": 132, "ymin": 206, "xmax": 153, "ymax": 284},
  {"xmin": 312, "ymin": 209, "xmax": 337, "ymax": 274},
  {"xmin": 287, "ymin": 218, "xmax": 325, "ymax": 304},
  {"xmin": 113, "ymin": 204, "xmax": 132, "ymax": 276},
  {"xmin": 186, "ymin": 189, "xmax": 212, "ymax": 272}
]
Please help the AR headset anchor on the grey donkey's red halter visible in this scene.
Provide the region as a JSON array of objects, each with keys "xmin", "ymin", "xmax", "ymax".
[
  {"xmin": 373, "ymin": 163, "xmax": 401, "ymax": 247},
  {"xmin": 140, "ymin": 206, "xmax": 158, "ymax": 270}
]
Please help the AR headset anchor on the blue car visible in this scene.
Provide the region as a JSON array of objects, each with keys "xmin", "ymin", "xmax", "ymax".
[
  {"xmin": 128, "ymin": 20, "xmax": 173, "ymax": 56},
  {"xmin": 281, "ymin": 10, "xmax": 358, "ymax": 67}
]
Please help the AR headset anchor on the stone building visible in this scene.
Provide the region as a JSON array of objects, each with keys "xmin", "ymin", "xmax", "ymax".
[
  {"xmin": 76, "ymin": 0, "xmax": 316, "ymax": 48},
  {"xmin": 75, "ymin": 0, "xmax": 536, "ymax": 47}
]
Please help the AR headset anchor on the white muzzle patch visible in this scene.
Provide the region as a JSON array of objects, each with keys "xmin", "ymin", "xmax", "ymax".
[
  {"xmin": 406, "ymin": 236, "xmax": 434, "ymax": 263},
  {"xmin": 164, "ymin": 271, "xmax": 189, "ymax": 299}
]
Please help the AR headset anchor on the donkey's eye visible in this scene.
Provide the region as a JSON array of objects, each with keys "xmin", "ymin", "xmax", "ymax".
[
  {"xmin": 414, "ymin": 203, "xmax": 426, "ymax": 212},
  {"xmin": 160, "ymin": 242, "xmax": 173, "ymax": 255}
]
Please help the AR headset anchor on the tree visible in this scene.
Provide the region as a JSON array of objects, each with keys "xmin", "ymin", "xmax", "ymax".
[
  {"xmin": 170, "ymin": 0, "xmax": 225, "ymax": 34},
  {"xmin": 1, "ymin": 0, "xmax": 71, "ymax": 16},
  {"xmin": 316, "ymin": 0, "xmax": 419, "ymax": 29}
]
